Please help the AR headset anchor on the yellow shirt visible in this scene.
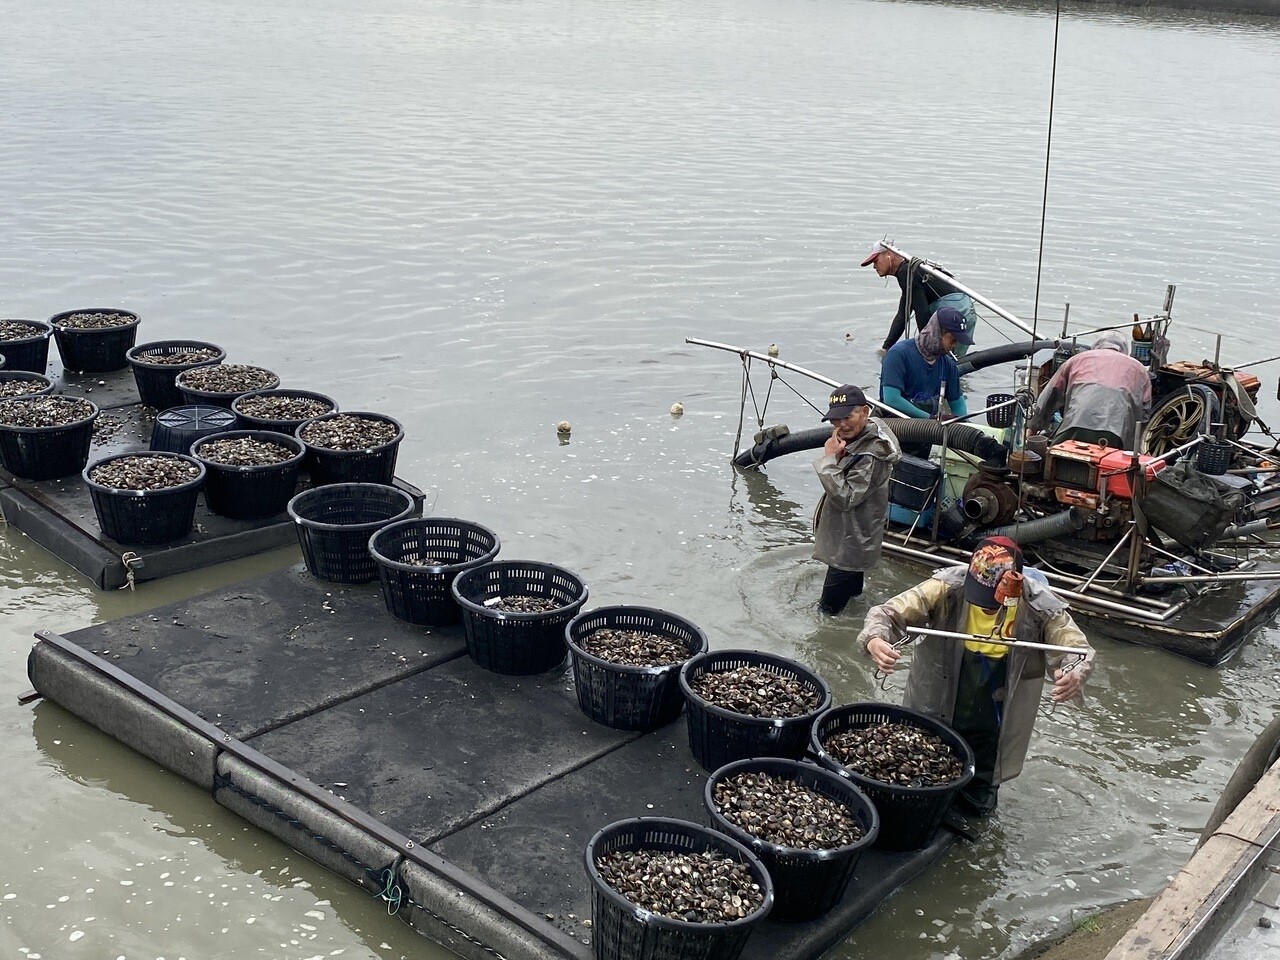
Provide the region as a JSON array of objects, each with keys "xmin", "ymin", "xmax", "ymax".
[{"xmin": 964, "ymin": 603, "xmax": 1015, "ymax": 658}]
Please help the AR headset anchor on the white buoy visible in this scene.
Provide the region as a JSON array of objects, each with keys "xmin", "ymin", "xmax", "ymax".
[
  {"xmin": 556, "ymin": 420, "xmax": 571, "ymax": 434},
  {"xmin": 767, "ymin": 343, "xmax": 779, "ymax": 357},
  {"xmin": 670, "ymin": 402, "xmax": 684, "ymax": 417}
]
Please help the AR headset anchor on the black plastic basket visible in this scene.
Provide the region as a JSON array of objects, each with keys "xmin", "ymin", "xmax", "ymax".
[
  {"xmin": 585, "ymin": 817, "xmax": 773, "ymax": 960},
  {"xmin": 679, "ymin": 650, "xmax": 832, "ymax": 773},
  {"xmin": 0, "ymin": 399, "xmax": 99, "ymax": 480},
  {"xmin": 150, "ymin": 405, "xmax": 238, "ymax": 454},
  {"xmin": 566, "ymin": 606, "xmax": 708, "ymax": 731},
  {"xmin": 83, "ymin": 453, "xmax": 206, "ymax": 545},
  {"xmin": 450, "ymin": 560, "xmax": 588, "ymax": 675},
  {"xmin": 296, "ymin": 411, "xmax": 403, "ymax": 487},
  {"xmin": 985, "ymin": 393, "xmax": 1016, "ymax": 429},
  {"xmin": 704, "ymin": 758, "xmax": 879, "ymax": 922},
  {"xmin": 1195, "ymin": 438, "xmax": 1233, "ymax": 476},
  {"xmin": 175, "ymin": 364, "xmax": 281, "ymax": 409},
  {"xmin": 232, "ymin": 388, "xmax": 338, "ymax": 434},
  {"xmin": 49, "ymin": 309, "xmax": 140, "ymax": 373},
  {"xmin": 369, "ymin": 517, "xmax": 501, "ymax": 626},
  {"xmin": 192, "ymin": 430, "xmax": 305, "ymax": 520},
  {"xmin": 126, "ymin": 340, "xmax": 226, "ymax": 410},
  {"xmin": 287, "ymin": 483, "xmax": 417, "ymax": 583},
  {"xmin": 0, "ymin": 372, "xmax": 56, "ymax": 399},
  {"xmin": 0, "ymin": 319, "xmax": 53, "ymax": 373},
  {"xmin": 810, "ymin": 703, "xmax": 975, "ymax": 852}
]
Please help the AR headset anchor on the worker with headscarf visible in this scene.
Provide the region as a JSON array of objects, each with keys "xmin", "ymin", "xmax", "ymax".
[
  {"xmin": 1028, "ymin": 330, "xmax": 1152, "ymax": 450},
  {"xmin": 878, "ymin": 306, "xmax": 971, "ymax": 458}
]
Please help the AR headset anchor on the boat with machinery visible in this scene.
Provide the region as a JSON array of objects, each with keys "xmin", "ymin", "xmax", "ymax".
[{"xmin": 691, "ymin": 245, "xmax": 1280, "ymax": 664}]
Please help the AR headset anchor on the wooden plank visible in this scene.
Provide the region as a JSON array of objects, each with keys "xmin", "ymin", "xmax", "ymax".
[{"xmin": 1106, "ymin": 760, "xmax": 1280, "ymax": 959}]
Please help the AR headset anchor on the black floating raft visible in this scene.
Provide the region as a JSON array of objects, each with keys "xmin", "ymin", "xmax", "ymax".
[
  {"xmin": 29, "ymin": 566, "xmax": 960, "ymax": 960},
  {"xmin": 0, "ymin": 365, "xmax": 422, "ymax": 589}
]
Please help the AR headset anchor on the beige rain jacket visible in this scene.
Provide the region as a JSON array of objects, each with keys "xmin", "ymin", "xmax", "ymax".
[{"xmin": 854, "ymin": 566, "xmax": 1093, "ymax": 784}]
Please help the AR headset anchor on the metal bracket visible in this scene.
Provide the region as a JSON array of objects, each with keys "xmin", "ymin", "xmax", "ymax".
[{"xmin": 118, "ymin": 552, "xmax": 145, "ymax": 591}]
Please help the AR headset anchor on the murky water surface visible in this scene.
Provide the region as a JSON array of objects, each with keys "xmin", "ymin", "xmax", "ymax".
[{"xmin": 3, "ymin": 0, "xmax": 1280, "ymax": 957}]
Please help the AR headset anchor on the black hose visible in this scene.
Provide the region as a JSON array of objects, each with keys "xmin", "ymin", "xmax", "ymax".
[
  {"xmin": 732, "ymin": 419, "xmax": 1005, "ymax": 468},
  {"xmin": 957, "ymin": 339, "xmax": 1058, "ymax": 375},
  {"xmin": 970, "ymin": 507, "xmax": 1082, "ymax": 545}
]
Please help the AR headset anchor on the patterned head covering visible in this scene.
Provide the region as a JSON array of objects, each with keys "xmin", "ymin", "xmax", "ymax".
[{"xmin": 964, "ymin": 535, "xmax": 1025, "ymax": 609}]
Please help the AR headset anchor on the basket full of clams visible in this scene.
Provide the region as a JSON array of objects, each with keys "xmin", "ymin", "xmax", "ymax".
[
  {"xmin": 566, "ymin": 606, "xmax": 709, "ymax": 731},
  {"xmin": 703, "ymin": 757, "xmax": 879, "ymax": 921},
  {"xmin": 810, "ymin": 702, "xmax": 975, "ymax": 851},
  {"xmin": 678, "ymin": 650, "xmax": 832, "ymax": 773},
  {"xmin": 585, "ymin": 816, "xmax": 773, "ymax": 960}
]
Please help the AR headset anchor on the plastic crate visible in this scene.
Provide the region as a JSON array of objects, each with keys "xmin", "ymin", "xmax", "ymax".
[
  {"xmin": 150, "ymin": 405, "xmax": 238, "ymax": 454},
  {"xmin": 810, "ymin": 702, "xmax": 975, "ymax": 852},
  {"xmin": 369, "ymin": 517, "xmax": 501, "ymax": 626},
  {"xmin": 0, "ymin": 399, "xmax": 99, "ymax": 480},
  {"xmin": 49, "ymin": 309, "xmax": 140, "ymax": 373},
  {"xmin": 192, "ymin": 430, "xmax": 305, "ymax": 520},
  {"xmin": 703, "ymin": 758, "xmax": 879, "ymax": 921},
  {"xmin": 296, "ymin": 411, "xmax": 403, "ymax": 487},
  {"xmin": 232, "ymin": 388, "xmax": 337, "ymax": 434},
  {"xmin": 566, "ymin": 606, "xmax": 708, "ymax": 731},
  {"xmin": 679, "ymin": 650, "xmax": 832, "ymax": 773},
  {"xmin": 287, "ymin": 483, "xmax": 417, "ymax": 583},
  {"xmin": 585, "ymin": 817, "xmax": 773, "ymax": 960},
  {"xmin": 0, "ymin": 320, "xmax": 53, "ymax": 373},
  {"xmin": 450, "ymin": 560, "xmax": 587, "ymax": 675},
  {"xmin": 176, "ymin": 364, "xmax": 281, "ymax": 409},
  {"xmin": 126, "ymin": 340, "xmax": 226, "ymax": 410},
  {"xmin": 84, "ymin": 453, "xmax": 206, "ymax": 545}
]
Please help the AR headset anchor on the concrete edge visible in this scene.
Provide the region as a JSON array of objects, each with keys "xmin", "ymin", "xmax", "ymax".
[{"xmin": 28, "ymin": 640, "xmax": 218, "ymax": 787}]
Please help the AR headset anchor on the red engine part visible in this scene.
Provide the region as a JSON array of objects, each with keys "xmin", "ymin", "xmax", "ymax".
[{"xmin": 1046, "ymin": 440, "xmax": 1165, "ymax": 499}]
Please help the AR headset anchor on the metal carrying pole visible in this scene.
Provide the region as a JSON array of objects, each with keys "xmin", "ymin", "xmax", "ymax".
[
  {"xmin": 879, "ymin": 241, "xmax": 1039, "ymax": 338},
  {"xmin": 905, "ymin": 626, "xmax": 1096, "ymax": 661}
]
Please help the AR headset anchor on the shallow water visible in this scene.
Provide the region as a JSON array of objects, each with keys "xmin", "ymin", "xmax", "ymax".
[{"xmin": 3, "ymin": 0, "xmax": 1280, "ymax": 957}]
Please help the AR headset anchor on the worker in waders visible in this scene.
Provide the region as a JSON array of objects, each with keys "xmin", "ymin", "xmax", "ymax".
[{"xmin": 855, "ymin": 536, "xmax": 1094, "ymax": 816}]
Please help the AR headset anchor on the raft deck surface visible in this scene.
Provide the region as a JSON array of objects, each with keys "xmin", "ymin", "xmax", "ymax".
[
  {"xmin": 0, "ymin": 364, "xmax": 421, "ymax": 589},
  {"xmin": 30, "ymin": 566, "xmax": 957, "ymax": 960}
]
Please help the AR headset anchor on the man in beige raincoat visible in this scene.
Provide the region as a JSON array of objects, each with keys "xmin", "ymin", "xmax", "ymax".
[{"xmin": 856, "ymin": 536, "xmax": 1094, "ymax": 815}]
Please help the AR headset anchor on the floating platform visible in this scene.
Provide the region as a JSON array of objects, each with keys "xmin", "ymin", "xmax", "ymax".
[
  {"xmin": 28, "ymin": 566, "xmax": 959, "ymax": 960},
  {"xmin": 0, "ymin": 365, "xmax": 421, "ymax": 589}
]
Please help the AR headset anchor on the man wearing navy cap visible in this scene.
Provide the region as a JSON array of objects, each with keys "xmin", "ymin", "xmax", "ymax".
[
  {"xmin": 878, "ymin": 307, "xmax": 972, "ymax": 458},
  {"xmin": 811, "ymin": 384, "xmax": 902, "ymax": 614}
]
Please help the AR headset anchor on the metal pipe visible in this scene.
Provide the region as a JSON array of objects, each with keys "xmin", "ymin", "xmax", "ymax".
[
  {"xmin": 684, "ymin": 338, "xmax": 900, "ymax": 417},
  {"xmin": 1080, "ymin": 528, "xmax": 1132, "ymax": 592},
  {"xmin": 1066, "ymin": 320, "xmax": 1141, "ymax": 340},
  {"xmin": 905, "ymin": 626, "xmax": 1095, "ymax": 660},
  {"xmin": 879, "ymin": 242, "xmax": 1039, "ymax": 338},
  {"xmin": 1141, "ymin": 572, "xmax": 1280, "ymax": 584}
]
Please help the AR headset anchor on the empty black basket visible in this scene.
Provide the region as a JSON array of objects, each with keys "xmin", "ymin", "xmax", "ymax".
[
  {"xmin": 127, "ymin": 340, "xmax": 226, "ymax": 410},
  {"xmin": 0, "ymin": 320, "xmax": 53, "ymax": 373},
  {"xmin": 810, "ymin": 703, "xmax": 975, "ymax": 852},
  {"xmin": 49, "ymin": 308, "xmax": 140, "ymax": 373},
  {"xmin": 287, "ymin": 483, "xmax": 417, "ymax": 583},
  {"xmin": 704, "ymin": 758, "xmax": 879, "ymax": 922},
  {"xmin": 1195, "ymin": 438, "xmax": 1233, "ymax": 476},
  {"xmin": 985, "ymin": 393, "xmax": 1015, "ymax": 429},
  {"xmin": 566, "ymin": 606, "xmax": 708, "ymax": 731},
  {"xmin": 296, "ymin": 411, "xmax": 403, "ymax": 486},
  {"xmin": 679, "ymin": 650, "xmax": 832, "ymax": 773},
  {"xmin": 84, "ymin": 453, "xmax": 206, "ymax": 545},
  {"xmin": 0, "ymin": 399, "xmax": 99, "ymax": 480},
  {"xmin": 369, "ymin": 517, "xmax": 501, "ymax": 626},
  {"xmin": 450, "ymin": 560, "xmax": 588, "ymax": 674},
  {"xmin": 585, "ymin": 817, "xmax": 773, "ymax": 960},
  {"xmin": 192, "ymin": 430, "xmax": 306, "ymax": 520}
]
